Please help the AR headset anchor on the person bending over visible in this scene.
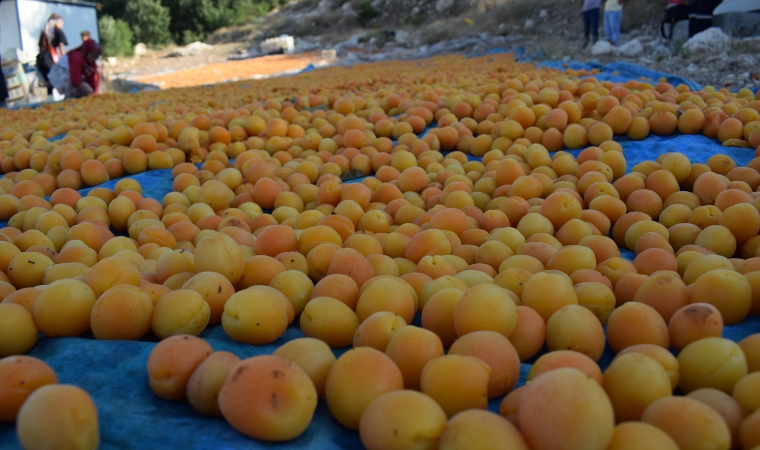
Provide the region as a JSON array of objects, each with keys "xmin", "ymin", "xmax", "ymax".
[{"xmin": 67, "ymin": 39, "xmax": 102, "ymax": 98}]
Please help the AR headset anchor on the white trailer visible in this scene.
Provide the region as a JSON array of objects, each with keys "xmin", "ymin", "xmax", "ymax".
[{"xmin": 1, "ymin": 0, "xmax": 100, "ymax": 62}]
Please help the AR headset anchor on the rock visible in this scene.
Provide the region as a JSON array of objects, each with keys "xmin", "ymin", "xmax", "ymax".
[
  {"xmin": 335, "ymin": 33, "xmax": 365, "ymax": 52},
  {"xmin": 295, "ymin": 39, "xmax": 321, "ymax": 53},
  {"xmin": 106, "ymin": 57, "xmax": 118, "ymax": 66},
  {"xmin": 341, "ymin": 1, "xmax": 356, "ymax": 16},
  {"xmin": 616, "ymin": 38, "xmax": 643, "ymax": 56},
  {"xmin": 395, "ymin": 31, "xmax": 411, "ymax": 45},
  {"xmin": 436, "ymin": 0, "xmax": 454, "ymax": 12},
  {"xmin": 134, "ymin": 43, "xmax": 148, "ymax": 56},
  {"xmin": 539, "ymin": 9, "xmax": 548, "ymax": 19},
  {"xmin": 591, "ymin": 40, "xmax": 615, "ymax": 55},
  {"xmin": 687, "ymin": 63, "xmax": 699, "ymax": 72},
  {"xmin": 166, "ymin": 41, "xmax": 213, "ymax": 58},
  {"xmin": 682, "ymin": 27, "xmax": 730, "ymax": 55},
  {"xmin": 650, "ymin": 44, "xmax": 672, "ymax": 58},
  {"xmin": 736, "ymin": 36, "xmax": 760, "ymax": 53},
  {"xmin": 524, "ymin": 19, "xmax": 535, "ymax": 29}
]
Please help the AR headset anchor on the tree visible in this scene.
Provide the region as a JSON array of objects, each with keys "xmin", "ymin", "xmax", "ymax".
[
  {"xmin": 99, "ymin": 15, "xmax": 134, "ymax": 57},
  {"xmin": 124, "ymin": 0, "xmax": 173, "ymax": 47}
]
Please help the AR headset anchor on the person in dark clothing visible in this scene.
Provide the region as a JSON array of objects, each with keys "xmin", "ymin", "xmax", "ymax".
[
  {"xmin": 36, "ymin": 32, "xmax": 56, "ymax": 95},
  {"xmin": 582, "ymin": 0, "xmax": 602, "ymax": 48},
  {"xmin": 689, "ymin": 0, "xmax": 723, "ymax": 37},
  {"xmin": 36, "ymin": 14, "xmax": 67, "ymax": 96},
  {"xmin": 47, "ymin": 15, "xmax": 67, "ymax": 59},
  {"xmin": 0, "ymin": 68, "xmax": 8, "ymax": 108}
]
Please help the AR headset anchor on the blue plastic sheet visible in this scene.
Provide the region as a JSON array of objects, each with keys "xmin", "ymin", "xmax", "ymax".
[
  {"xmin": 2, "ymin": 61, "xmax": 760, "ymax": 450},
  {"xmin": 536, "ymin": 59, "xmax": 703, "ymax": 91}
]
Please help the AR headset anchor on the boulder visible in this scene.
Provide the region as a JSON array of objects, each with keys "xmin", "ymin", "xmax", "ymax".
[
  {"xmin": 436, "ymin": 0, "xmax": 455, "ymax": 12},
  {"xmin": 134, "ymin": 43, "xmax": 148, "ymax": 56},
  {"xmin": 616, "ymin": 38, "xmax": 643, "ymax": 56},
  {"xmin": 591, "ymin": 40, "xmax": 615, "ymax": 55},
  {"xmin": 682, "ymin": 27, "xmax": 730, "ymax": 55}
]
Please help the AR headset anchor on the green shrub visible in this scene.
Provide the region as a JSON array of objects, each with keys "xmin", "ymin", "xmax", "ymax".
[
  {"xmin": 124, "ymin": 0, "xmax": 173, "ymax": 47},
  {"xmin": 99, "ymin": 15, "xmax": 134, "ymax": 57},
  {"xmin": 357, "ymin": 0, "xmax": 380, "ymax": 27}
]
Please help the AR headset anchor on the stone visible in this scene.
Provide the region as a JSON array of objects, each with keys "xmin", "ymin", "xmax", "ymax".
[
  {"xmin": 166, "ymin": 41, "xmax": 213, "ymax": 57},
  {"xmin": 436, "ymin": 0, "xmax": 455, "ymax": 12},
  {"xmin": 134, "ymin": 43, "xmax": 148, "ymax": 56},
  {"xmin": 524, "ymin": 19, "xmax": 535, "ymax": 29},
  {"xmin": 106, "ymin": 57, "xmax": 118, "ymax": 66},
  {"xmin": 395, "ymin": 30, "xmax": 411, "ymax": 45},
  {"xmin": 591, "ymin": 40, "xmax": 615, "ymax": 55},
  {"xmin": 539, "ymin": 9, "xmax": 548, "ymax": 19},
  {"xmin": 682, "ymin": 27, "xmax": 730, "ymax": 55},
  {"xmin": 687, "ymin": 63, "xmax": 699, "ymax": 72},
  {"xmin": 616, "ymin": 38, "xmax": 643, "ymax": 56}
]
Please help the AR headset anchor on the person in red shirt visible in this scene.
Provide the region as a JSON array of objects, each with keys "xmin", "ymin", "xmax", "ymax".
[{"xmin": 67, "ymin": 39, "xmax": 101, "ymax": 98}]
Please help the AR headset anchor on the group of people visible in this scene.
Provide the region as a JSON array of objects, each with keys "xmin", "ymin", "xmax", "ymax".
[
  {"xmin": 581, "ymin": 0, "xmax": 625, "ymax": 49},
  {"xmin": 581, "ymin": 0, "xmax": 727, "ymax": 49},
  {"xmin": 35, "ymin": 14, "xmax": 102, "ymax": 99}
]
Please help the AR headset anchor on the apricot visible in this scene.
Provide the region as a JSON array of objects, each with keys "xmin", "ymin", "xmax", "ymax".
[
  {"xmin": 222, "ymin": 286, "xmax": 289, "ymax": 345},
  {"xmin": 91, "ymin": 285, "xmax": 153, "ymax": 340},
  {"xmin": 603, "ymin": 353, "xmax": 673, "ymax": 422},
  {"xmin": 607, "ymin": 301, "xmax": 670, "ymax": 353},
  {"xmin": 546, "ymin": 304, "xmax": 605, "ymax": 361},
  {"xmin": 606, "ymin": 422, "xmax": 678, "ymax": 450},
  {"xmin": 356, "ymin": 277, "xmax": 416, "ymax": 324},
  {"xmin": 739, "ymin": 334, "xmax": 760, "ymax": 372},
  {"xmin": 7, "ymin": 252, "xmax": 54, "ymax": 288},
  {"xmin": 181, "ymin": 272, "xmax": 235, "ymax": 325},
  {"xmin": 325, "ymin": 347, "xmax": 404, "ymax": 429},
  {"xmin": 359, "ymin": 390, "xmax": 448, "ymax": 450},
  {"xmin": 0, "ymin": 356, "xmax": 58, "ymax": 423},
  {"xmin": 690, "ymin": 269, "xmax": 751, "ymax": 325},
  {"xmin": 686, "ymin": 388, "xmax": 746, "ymax": 446},
  {"xmin": 642, "ymin": 396, "xmax": 731, "ymax": 450},
  {"xmin": 448, "ymin": 330, "xmax": 520, "ymax": 398},
  {"xmin": 420, "ymin": 355, "xmax": 491, "ymax": 417},
  {"xmin": 16, "ymin": 384, "xmax": 99, "ymax": 450},
  {"xmin": 33, "ymin": 279, "xmax": 96, "ymax": 337},
  {"xmin": 678, "ymin": 337, "xmax": 748, "ymax": 394},
  {"xmin": 186, "ymin": 351, "xmax": 241, "ymax": 416},
  {"xmin": 438, "ymin": 409, "xmax": 529, "ymax": 450},
  {"xmin": 453, "ymin": 284, "xmax": 517, "ymax": 338},
  {"xmin": 0, "ymin": 304, "xmax": 38, "ymax": 357},
  {"xmin": 384, "ymin": 326, "xmax": 444, "ymax": 391},
  {"xmin": 519, "ymin": 367, "xmax": 614, "ymax": 450},
  {"xmin": 219, "ymin": 355, "xmax": 317, "ymax": 441},
  {"xmin": 194, "ymin": 232, "xmax": 244, "ymax": 284},
  {"xmin": 633, "ymin": 271, "xmax": 689, "ymax": 322},
  {"xmin": 521, "ymin": 271, "xmax": 578, "ymax": 321},
  {"xmin": 272, "ymin": 338, "xmax": 336, "ymax": 399},
  {"xmin": 668, "ymin": 303, "xmax": 724, "ymax": 351}
]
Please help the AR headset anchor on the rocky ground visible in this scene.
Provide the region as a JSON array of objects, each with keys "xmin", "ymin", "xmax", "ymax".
[{"xmin": 102, "ymin": 0, "xmax": 760, "ymax": 92}]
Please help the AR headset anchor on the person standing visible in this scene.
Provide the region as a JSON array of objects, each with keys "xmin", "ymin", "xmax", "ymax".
[
  {"xmin": 604, "ymin": 0, "xmax": 624, "ymax": 46},
  {"xmin": 688, "ymin": 0, "xmax": 723, "ymax": 37},
  {"xmin": 582, "ymin": 0, "xmax": 602, "ymax": 48},
  {"xmin": 48, "ymin": 15, "xmax": 68, "ymax": 59},
  {"xmin": 36, "ymin": 31, "xmax": 56, "ymax": 95}
]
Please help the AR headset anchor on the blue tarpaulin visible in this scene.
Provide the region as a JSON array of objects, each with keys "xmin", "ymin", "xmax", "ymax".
[{"xmin": 1, "ymin": 57, "xmax": 759, "ymax": 450}]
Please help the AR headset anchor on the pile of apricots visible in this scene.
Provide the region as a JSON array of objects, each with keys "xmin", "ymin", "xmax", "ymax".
[{"xmin": 1, "ymin": 53, "xmax": 760, "ymax": 449}]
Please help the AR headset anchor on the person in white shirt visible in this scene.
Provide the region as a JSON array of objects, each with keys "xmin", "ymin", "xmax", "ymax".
[{"xmin": 604, "ymin": 0, "xmax": 625, "ymax": 46}]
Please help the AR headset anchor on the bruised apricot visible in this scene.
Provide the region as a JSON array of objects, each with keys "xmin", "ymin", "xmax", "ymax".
[{"xmin": 219, "ymin": 355, "xmax": 317, "ymax": 441}]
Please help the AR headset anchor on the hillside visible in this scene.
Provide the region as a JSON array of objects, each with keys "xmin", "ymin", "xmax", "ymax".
[{"xmin": 105, "ymin": 0, "xmax": 759, "ymax": 91}]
